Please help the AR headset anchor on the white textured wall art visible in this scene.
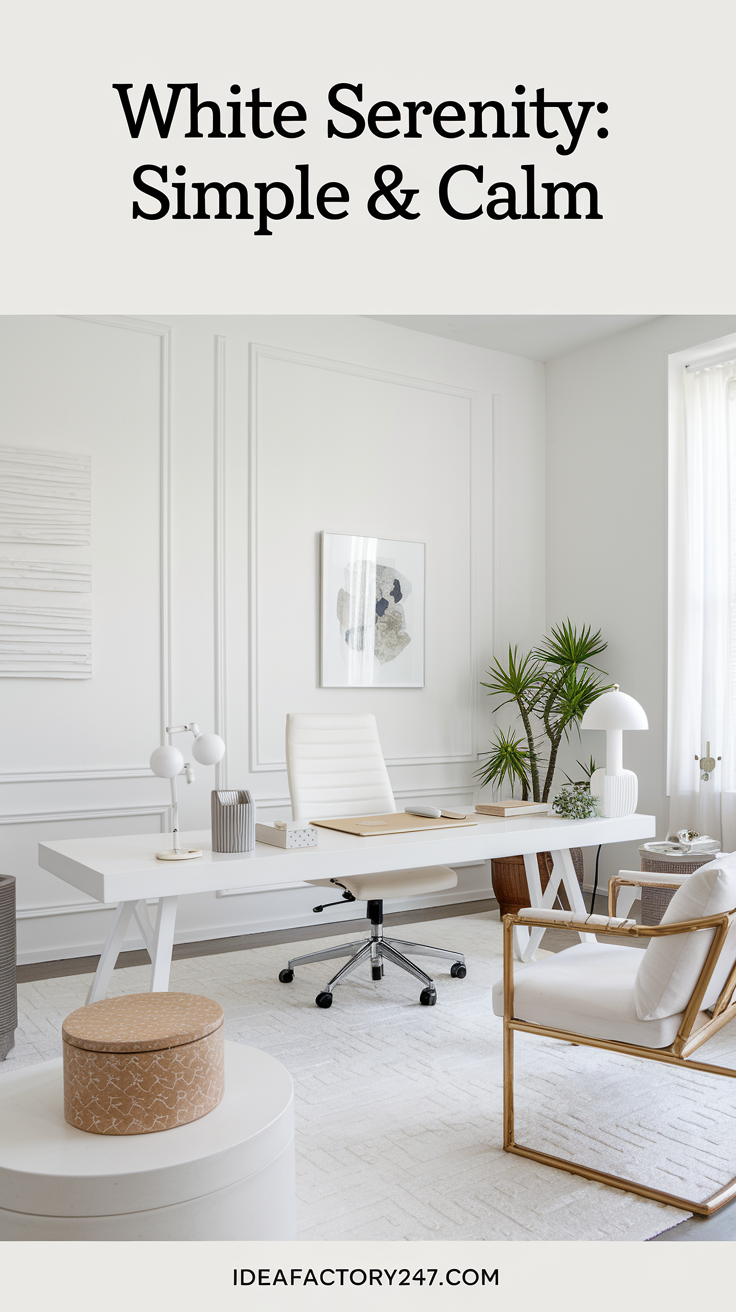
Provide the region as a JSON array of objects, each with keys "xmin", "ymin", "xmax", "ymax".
[
  {"xmin": 0, "ymin": 448, "xmax": 90, "ymax": 545},
  {"xmin": 0, "ymin": 447, "xmax": 91, "ymax": 678},
  {"xmin": 0, "ymin": 606, "xmax": 92, "ymax": 678},
  {"xmin": 0, "ymin": 561, "xmax": 91, "ymax": 591}
]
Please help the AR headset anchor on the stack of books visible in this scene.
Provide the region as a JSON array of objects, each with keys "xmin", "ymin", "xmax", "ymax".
[{"xmin": 475, "ymin": 800, "xmax": 550, "ymax": 818}]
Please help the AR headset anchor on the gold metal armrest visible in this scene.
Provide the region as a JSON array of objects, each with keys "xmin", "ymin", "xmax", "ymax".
[
  {"xmin": 608, "ymin": 874, "xmax": 682, "ymax": 916},
  {"xmin": 507, "ymin": 907, "xmax": 734, "ymax": 939}
]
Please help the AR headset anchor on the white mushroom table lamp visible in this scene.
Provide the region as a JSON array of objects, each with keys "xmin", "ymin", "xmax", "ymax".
[
  {"xmin": 150, "ymin": 723, "xmax": 226, "ymax": 860},
  {"xmin": 581, "ymin": 686, "xmax": 648, "ymax": 818}
]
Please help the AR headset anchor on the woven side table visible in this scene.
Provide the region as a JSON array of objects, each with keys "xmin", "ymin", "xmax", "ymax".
[
  {"xmin": 639, "ymin": 844, "xmax": 719, "ymax": 925},
  {"xmin": 0, "ymin": 875, "xmax": 17, "ymax": 1061}
]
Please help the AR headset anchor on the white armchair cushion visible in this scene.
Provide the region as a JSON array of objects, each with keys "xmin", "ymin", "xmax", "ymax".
[
  {"xmin": 633, "ymin": 857, "xmax": 736, "ymax": 1021},
  {"xmin": 491, "ymin": 943, "xmax": 710, "ymax": 1048}
]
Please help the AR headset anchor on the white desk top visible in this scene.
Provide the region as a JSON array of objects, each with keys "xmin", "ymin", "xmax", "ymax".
[{"xmin": 39, "ymin": 813, "xmax": 656, "ymax": 904}]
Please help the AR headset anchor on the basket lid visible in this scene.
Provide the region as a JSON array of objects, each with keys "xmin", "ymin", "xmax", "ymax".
[
  {"xmin": 639, "ymin": 841, "xmax": 720, "ymax": 863},
  {"xmin": 62, "ymin": 992, "xmax": 224, "ymax": 1053}
]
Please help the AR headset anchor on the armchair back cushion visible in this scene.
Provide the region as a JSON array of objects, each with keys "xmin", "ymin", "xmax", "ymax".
[
  {"xmin": 286, "ymin": 713, "xmax": 396, "ymax": 821},
  {"xmin": 633, "ymin": 857, "xmax": 736, "ymax": 1021}
]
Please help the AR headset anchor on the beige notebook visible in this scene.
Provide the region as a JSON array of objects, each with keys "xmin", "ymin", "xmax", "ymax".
[{"xmin": 310, "ymin": 812, "xmax": 478, "ymax": 837}]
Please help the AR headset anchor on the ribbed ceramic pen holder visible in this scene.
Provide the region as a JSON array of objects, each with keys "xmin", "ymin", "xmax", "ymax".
[{"xmin": 211, "ymin": 790, "xmax": 255, "ymax": 853}]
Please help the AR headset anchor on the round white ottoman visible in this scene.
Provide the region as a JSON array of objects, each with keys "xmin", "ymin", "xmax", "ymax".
[{"xmin": 0, "ymin": 1041, "xmax": 294, "ymax": 1240}]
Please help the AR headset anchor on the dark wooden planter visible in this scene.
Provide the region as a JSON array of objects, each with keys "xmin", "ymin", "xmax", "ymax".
[{"xmin": 491, "ymin": 848, "xmax": 585, "ymax": 918}]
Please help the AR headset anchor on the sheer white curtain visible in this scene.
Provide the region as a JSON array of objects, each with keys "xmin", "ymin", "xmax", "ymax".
[{"xmin": 668, "ymin": 357, "xmax": 736, "ymax": 849}]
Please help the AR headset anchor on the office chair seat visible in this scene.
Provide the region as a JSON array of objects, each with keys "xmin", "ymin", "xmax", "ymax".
[
  {"xmin": 279, "ymin": 713, "xmax": 467, "ymax": 1008},
  {"xmin": 308, "ymin": 864, "xmax": 457, "ymax": 902}
]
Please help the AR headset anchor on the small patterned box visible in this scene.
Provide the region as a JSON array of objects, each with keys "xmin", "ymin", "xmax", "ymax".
[
  {"xmin": 62, "ymin": 993, "xmax": 224, "ymax": 1135},
  {"xmin": 255, "ymin": 821, "xmax": 318, "ymax": 849}
]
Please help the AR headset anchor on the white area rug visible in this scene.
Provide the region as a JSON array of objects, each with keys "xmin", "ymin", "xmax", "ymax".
[{"xmin": 6, "ymin": 912, "xmax": 736, "ymax": 1241}]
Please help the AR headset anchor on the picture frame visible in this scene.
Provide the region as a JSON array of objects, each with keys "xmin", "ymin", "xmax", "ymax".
[{"xmin": 320, "ymin": 532, "xmax": 425, "ymax": 688}]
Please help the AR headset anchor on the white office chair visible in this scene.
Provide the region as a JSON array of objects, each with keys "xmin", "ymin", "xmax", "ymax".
[{"xmin": 278, "ymin": 713, "xmax": 466, "ymax": 1008}]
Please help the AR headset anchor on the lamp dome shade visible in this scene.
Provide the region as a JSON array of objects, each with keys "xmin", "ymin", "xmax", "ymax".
[
  {"xmin": 191, "ymin": 733, "xmax": 226, "ymax": 766},
  {"xmin": 581, "ymin": 689, "xmax": 648, "ymax": 732},
  {"xmin": 150, "ymin": 745, "xmax": 185, "ymax": 778}
]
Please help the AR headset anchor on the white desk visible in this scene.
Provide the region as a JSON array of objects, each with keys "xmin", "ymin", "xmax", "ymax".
[{"xmin": 39, "ymin": 812, "xmax": 655, "ymax": 1001}]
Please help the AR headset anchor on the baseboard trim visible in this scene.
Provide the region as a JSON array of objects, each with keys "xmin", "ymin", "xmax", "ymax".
[{"xmin": 16, "ymin": 897, "xmax": 499, "ymax": 983}]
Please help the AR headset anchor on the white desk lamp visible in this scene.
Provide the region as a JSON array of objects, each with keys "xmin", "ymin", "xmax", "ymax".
[
  {"xmin": 581, "ymin": 686, "xmax": 648, "ymax": 817},
  {"xmin": 150, "ymin": 723, "xmax": 225, "ymax": 861}
]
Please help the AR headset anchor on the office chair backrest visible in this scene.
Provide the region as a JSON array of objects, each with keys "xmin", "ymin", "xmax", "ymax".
[{"xmin": 285, "ymin": 713, "xmax": 396, "ymax": 821}]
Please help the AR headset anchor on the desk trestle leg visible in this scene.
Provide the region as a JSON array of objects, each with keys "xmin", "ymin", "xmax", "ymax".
[{"xmin": 85, "ymin": 895, "xmax": 179, "ymax": 1004}]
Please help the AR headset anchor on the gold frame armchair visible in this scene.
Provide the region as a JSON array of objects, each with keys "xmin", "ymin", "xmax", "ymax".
[{"xmin": 499, "ymin": 871, "xmax": 736, "ymax": 1215}]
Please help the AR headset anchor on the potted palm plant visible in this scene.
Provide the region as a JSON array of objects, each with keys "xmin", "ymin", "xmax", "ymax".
[{"xmin": 476, "ymin": 621, "xmax": 610, "ymax": 915}]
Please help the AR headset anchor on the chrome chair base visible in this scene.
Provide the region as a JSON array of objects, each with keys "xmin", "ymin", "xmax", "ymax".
[{"xmin": 279, "ymin": 898, "xmax": 466, "ymax": 1005}]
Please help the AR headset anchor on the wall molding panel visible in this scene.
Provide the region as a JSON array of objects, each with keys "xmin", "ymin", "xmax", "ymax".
[
  {"xmin": 0, "ymin": 767, "xmax": 154, "ymax": 784},
  {"xmin": 7, "ymin": 804, "xmax": 168, "ymax": 920},
  {"xmin": 247, "ymin": 342, "xmax": 477, "ymax": 774},
  {"xmin": 251, "ymin": 783, "xmax": 476, "ymax": 812},
  {"xmin": 0, "ymin": 804, "xmax": 168, "ymax": 828}
]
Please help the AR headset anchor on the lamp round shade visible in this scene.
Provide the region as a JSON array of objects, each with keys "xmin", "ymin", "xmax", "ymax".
[
  {"xmin": 191, "ymin": 733, "xmax": 226, "ymax": 766},
  {"xmin": 149, "ymin": 745, "xmax": 185, "ymax": 778},
  {"xmin": 581, "ymin": 689, "xmax": 648, "ymax": 731}
]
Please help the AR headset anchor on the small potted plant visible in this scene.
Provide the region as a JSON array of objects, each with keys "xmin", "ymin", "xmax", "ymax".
[{"xmin": 552, "ymin": 756, "xmax": 600, "ymax": 818}]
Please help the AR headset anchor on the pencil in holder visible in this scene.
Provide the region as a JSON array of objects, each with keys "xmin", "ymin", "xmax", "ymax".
[{"xmin": 211, "ymin": 790, "xmax": 255, "ymax": 853}]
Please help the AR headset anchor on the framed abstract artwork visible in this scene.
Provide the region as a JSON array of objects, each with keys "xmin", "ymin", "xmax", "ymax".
[{"xmin": 320, "ymin": 532, "xmax": 425, "ymax": 688}]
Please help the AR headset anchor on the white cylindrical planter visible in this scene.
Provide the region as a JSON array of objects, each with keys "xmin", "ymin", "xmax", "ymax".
[{"xmin": 0, "ymin": 1042, "xmax": 295, "ymax": 1240}]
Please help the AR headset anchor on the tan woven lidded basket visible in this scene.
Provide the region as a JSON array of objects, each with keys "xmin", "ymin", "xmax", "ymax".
[{"xmin": 62, "ymin": 993, "xmax": 225, "ymax": 1136}]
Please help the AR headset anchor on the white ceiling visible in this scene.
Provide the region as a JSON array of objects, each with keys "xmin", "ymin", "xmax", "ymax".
[{"xmin": 366, "ymin": 316, "xmax": 662, "ymax": 363}]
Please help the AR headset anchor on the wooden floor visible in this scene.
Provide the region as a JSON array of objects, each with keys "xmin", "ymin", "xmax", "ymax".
[
  {"xmin": 15, "ymin": 890, "xmax": 736, "ymax": 1240},
  {"xmin": 16, "ymin": 897, "xmax": 497, "ymax": 983}
]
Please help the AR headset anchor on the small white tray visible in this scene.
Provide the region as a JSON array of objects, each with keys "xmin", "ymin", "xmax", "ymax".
[{"xmin": 255, "ymin": 822, "xmax": 317, "ymax": 849}]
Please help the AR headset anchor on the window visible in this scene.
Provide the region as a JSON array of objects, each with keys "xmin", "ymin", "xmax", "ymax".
[{"xmin": 668, "ymin": 343, "xmax": 736, "ymax": 848}]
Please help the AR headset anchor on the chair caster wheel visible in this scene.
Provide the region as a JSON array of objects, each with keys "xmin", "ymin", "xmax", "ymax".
[
  {"xmin": 450, "ymin": 962, "xmax": 466, "ymax": 978},
  {"xmin": 279, "ymin": 969, "xmax": 294, "ymax": 983},
  {"xmin": 420, "ymin": 988, "xmax": 437, "ymax": 1006},
  {"xmin": 315, "ymin": 992, "xmax": 333, "ymax": 1008},
  {"xmin": 372, "ymin": 965, "xmax": 382, "ymax": 981}
]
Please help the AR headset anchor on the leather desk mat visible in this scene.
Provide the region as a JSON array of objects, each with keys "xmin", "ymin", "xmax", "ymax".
[{"xmin": 309, "ymin": 812, "xmax": 478, "ymax": 837}]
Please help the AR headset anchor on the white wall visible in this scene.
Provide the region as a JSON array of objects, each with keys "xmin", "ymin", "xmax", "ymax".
[
  {"xmin": 545, "ymin": 315, "xmax": 736, "ymax": 888},
  {"xmin": 1, "ymin": 316, "xmax": 545, "ymax": 963}
]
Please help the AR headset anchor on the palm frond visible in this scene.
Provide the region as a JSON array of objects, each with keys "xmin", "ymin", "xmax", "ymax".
[
  {"xmin": 533, "ymin": 619, "xmax": 608, "ymax": 673},
  {"xmin": 474, "ymin": 727, "xmax": 531, "ymax": 797}
]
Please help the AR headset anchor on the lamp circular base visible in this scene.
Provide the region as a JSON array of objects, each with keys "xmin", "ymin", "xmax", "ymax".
[{"xmin": 155, "ymin": 848, "xmax": 203, "ymax": 861}]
